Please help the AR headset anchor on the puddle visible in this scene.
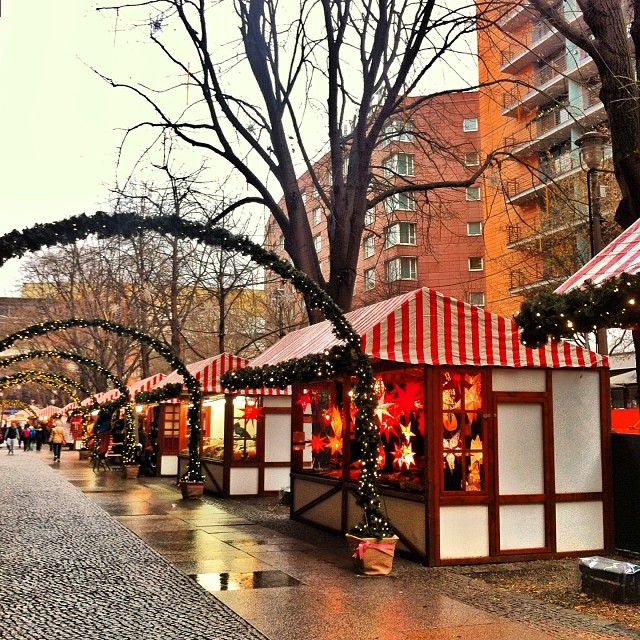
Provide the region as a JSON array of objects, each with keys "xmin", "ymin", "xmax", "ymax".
[{"xmin": 190, "ymin": 570, "xmax": 301, "ymax": 591}]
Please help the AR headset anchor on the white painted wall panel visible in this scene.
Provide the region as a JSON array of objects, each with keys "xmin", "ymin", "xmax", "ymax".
[
  {"xmin": 552, "ymin": 370, "xmax": 602, "ymax": 493},
  {"xmin": 556, "ymin": 501, "xmax": 604, "ymax": 552},
  {"xmin": 264, "ymin": 467, "xmax": 291, "ymax": 492},
  {"xmin": 264, "ymin": 413, "xmax": 291, "ymax": 462},
  {"xmin": 492, "ymin": 369, "xmax": 546, "ymax": 392},
  {"xmin": 498, "ymin": 403, "xmax": 544, "ymax": 495},
  {"xmin": 440, "ymin": 506, "xmax": 489, "ymax": 559},
  {"xmin": 229, "ymin": 467, "xmax": 259, "ymax": 495},
  {"xmin": 499, "ymin": 504, "xmax": 546, "ymax": 550}
]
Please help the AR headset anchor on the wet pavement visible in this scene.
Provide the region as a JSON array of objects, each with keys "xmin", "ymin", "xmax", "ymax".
[{"xmin": 2, "ymin": 447, "xmax": 638, "ymax": 639}]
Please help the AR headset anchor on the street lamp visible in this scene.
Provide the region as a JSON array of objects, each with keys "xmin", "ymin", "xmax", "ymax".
[{"xmin": 575, "ymin": 130, "xmax": 612, "ymax": 354}]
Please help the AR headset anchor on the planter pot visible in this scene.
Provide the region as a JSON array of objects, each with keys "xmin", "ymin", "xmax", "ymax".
[
  {"xmin": 122, "ymin": 464, "xmax": 140, "ymax": 479},
  {"xmin": 346, "ymin": 533, "xmax": 399, "ymax": 576},
  {"xmin": 180, "ymin": 481, "xmax": 205, "ymax": 500}
]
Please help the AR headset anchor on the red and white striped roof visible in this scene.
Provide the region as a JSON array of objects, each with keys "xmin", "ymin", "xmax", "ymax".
[
  {"xmin": 249, "ymin": 287, "xmax": 605, "ymax": 370},
  {"xmin": 158, "ymin": 353, "xmax": 290, "ymax": 395},
  {"xmin": 99, "ymin": 373, "xmax": 166, "ymax": 403},
  {"xmin": 35, "ymin": 405, "xmax": 64, "ymax": 418},
  {"xmin": 555, "ymin": 217, "xmax": 640, "ymax": 293}
]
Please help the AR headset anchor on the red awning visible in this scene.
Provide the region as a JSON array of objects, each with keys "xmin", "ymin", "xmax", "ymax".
[
  {"xmin": 158, "ymin": 353, "xmax": 290, "ymax": 395},
  {"xmin": 99, "ymin": 373, "xmax": 166, "ymax": 404},
  {"xmin": 35, "ymin": 405, "xmax": 64, "ymax": 418},
  {"xmin": 249, "ymin": 287, "xmax": 605, "ymax": 369},
  {"xmin": 555, "ymin": 217, "xmax": 640, "ymax": 293}
]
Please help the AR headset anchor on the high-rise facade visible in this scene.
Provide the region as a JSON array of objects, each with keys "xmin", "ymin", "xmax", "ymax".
[
  {"xmin": 477, "ymin": 1, "xmax": 618, "ymax": 316},
  {"xmin": 265, "ymin": 91, "xmax": 485, "ymax": 325}
]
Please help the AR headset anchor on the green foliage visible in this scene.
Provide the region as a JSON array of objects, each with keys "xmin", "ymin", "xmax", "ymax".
[{"xmin": 516, "ymin": 273, "xmax": 640, "ymax": 347}]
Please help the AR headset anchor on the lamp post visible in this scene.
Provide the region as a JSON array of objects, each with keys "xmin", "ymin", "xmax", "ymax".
[{"xmin": 575, "ymin": 130, "xmax": 611, "ymax": 355}]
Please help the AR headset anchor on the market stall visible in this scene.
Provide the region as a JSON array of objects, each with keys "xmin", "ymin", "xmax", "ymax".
[
  {"xmin": 245, "ymin": 287, "xmax": 611, "ymax": 565},
  {"xmin": 149, "ymin": 353, "xmax": 291, "ymax": 496}
]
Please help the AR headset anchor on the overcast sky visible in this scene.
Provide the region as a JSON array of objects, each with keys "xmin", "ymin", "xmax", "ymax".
[{"xmin": 0, "ymin": 1, "xmax": 477, "ymax": 296}]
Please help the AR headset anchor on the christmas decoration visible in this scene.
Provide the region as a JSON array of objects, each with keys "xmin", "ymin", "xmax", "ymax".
[
  {"xmin": 309, "ymin": 433, "xmax": 327, "ymax": 454},
  {"xmin": 0, "ymin": 212, "xmax": 393, "ymax": 538},
  {"xmin": 515, "ymin": 274, "xmax": 640, "ymax": 347}
]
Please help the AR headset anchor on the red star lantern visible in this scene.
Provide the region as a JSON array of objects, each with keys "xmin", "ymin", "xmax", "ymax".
[
  {"xmin": 377, "ymin": 444, "xmax": 386, "ymax": 469},
  {"xmin": 392, "ymin": 380, "xmax": 423, "ymax": 419},
  {"xmin": 240, "ymin": 402, "xmax": 264, "ymax": 421},
  {"xmin": 310, "ymin": 433, "xmax": 327, "ymax": 454},
  {"xmin": 296, "ymin": 389, "xmax": 312, "ymax": 411},
  {"xmin": 379, "ymin": 420, "xmax": 397, "ymax": 441}
]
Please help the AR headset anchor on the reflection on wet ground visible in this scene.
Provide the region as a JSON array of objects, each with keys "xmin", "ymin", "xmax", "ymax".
[{"xmin": 191, "ymin": 570, "xmax": 302, "ymax": 592}]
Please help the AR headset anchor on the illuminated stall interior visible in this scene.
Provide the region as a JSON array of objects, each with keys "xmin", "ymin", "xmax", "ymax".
[{"xmin": 247, "ymin": 287, "xmax": 611, "ymax": 566}]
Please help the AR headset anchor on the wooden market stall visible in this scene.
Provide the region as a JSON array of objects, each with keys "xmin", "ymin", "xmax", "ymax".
[
  {"xmin": 148, "ymin": 353, "xmax": 292, "ymax": 496},
  {"xmin": 245, "ymin": 287, "xmax": 612, "ymax": 566}
]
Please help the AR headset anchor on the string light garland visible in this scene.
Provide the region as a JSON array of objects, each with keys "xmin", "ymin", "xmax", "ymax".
[
  {"xmin": 134, "ymin": 383, "xmax": 182, "ymax": 405},
  {"xmin": 0, "ymin": 399, "xmax": 38, "ymax": 418},
  {"xmin": 0, "ymin": 370, "xmax": 92, "ymax": 402},
  {"xmin": 515, "ymin": 273, "xmax": 640, "ymax": 347},
  {"xmin": 0, "ymin": 212, "xmax": 393, "ymax": 537},
  {"xmin": 0, "ymin": 317, "xmax": 203, "ymax": 481}
]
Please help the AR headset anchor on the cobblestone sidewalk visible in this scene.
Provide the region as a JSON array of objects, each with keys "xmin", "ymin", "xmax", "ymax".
[{"xmin": 0, "ymin": 454, "xmax": 268, "ymax": 640}]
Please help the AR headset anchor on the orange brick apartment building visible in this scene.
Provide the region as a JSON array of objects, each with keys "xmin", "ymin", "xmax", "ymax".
[{"xmin": 265, "ymin": 91, "xmax": 486, "ymax": 320}]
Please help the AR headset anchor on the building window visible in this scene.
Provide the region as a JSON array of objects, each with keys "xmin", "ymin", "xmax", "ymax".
[
  {"xmin": 326, "ymin": 169, "xmax": 333, "ymax": 187},
  {"xmin": 468, "ymin": 292, "xmax": 485, "ymax": 306},
  {"xmin": 313, "ymin": 233, "xmax": 322, "ymax": 253},
  {"xmin": 509, "ymin": 270, "xmax": 524, "ymax": 289},
  {"xmin": 467, "ymin": 221, "xmax": 482, "ymax": 236},
  {"xmin": 312, "ymin": 207, "xmax": 322, "ymax": 226},
  {"xmin": 301, "ymin": 191, "xmax": 307, "ymax": 204},
  {"xmin": 384, "ymin": 192, "xmax": 416, "ymax": 212},
  {"xmin": 466, "ymin": 186, "xmax": 481, "ymax": 201},
  {"xmin": 381, "ymin": 118, "xmax": 413, "ymax": 146},
  {"xmin": 311, "ymin": 184, "xmax": 318, "ymax": 199},
  {"xmin": 463, "ymin": 117, "xmax": 478, "ymax": 132},
  {"xmin": 364, "ymin": 267, "xmax": 376, "ymax": 291},
  {"xmin": 384, "ymin": 222, "xmax": 417, "ymax": 248},
  {"xmin": 464, "ymin": 152, "xmax": 480, "ymax": 166},
  {"xmin": 363, "ymin": 234, "xmax": 375, "ymax": 259},
  {"xmin": 384, "ymin": 153, "xmax": 414, "ymax": 177},
  {"xmin": 365, "ymin": 209, "xmax": 375, "ymax": 226},
  {"xmin": 506, "ymin": 223, "xmax": 521, "ymax": 244},
  {"xmin": 385, "ymin": 257, "xmax": 417, "ymax": 281},
  {"xmin": 468, "ymin": 256, "xmax": 484, "ymax": 271}
]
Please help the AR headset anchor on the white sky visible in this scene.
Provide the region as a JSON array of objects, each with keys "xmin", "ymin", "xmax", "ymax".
[{"xmin": 0, "ymin": 1, "xmax": 477, "ymax": 296}]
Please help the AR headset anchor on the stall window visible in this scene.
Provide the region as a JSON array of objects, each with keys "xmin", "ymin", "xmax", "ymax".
[
  {"xmin": 351, "ymin": 369, "xmax": 425, "ymax": 493},
  {"xmin": 300, "ymin": 383, "xmax": 344, "ymax": 478},
  {"xmin": 161, "ymin": 404, "xmax": 181, "ymax": 454},
  {"xmin": 199, "ymin": 396, "xmax": 226, "ymax": 461},
  {"xmin": 231, "ymin": 396, "xmax": 261, "ymax": 462},
  {"xmin": 441, "ymin": 371, "xmax": 485, "ymax": 492}
]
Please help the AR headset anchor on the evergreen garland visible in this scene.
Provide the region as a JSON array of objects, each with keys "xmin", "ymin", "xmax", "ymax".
[
  {"xmin": 516, "ymin": 273, "xmax": 640, "ymax": 348},
  {"xmin": 0, "ymin": 212, "xmax": 392, "ymax": 536},
  {"xmin": 134, "ymin": 383, "xmax": 182, "ymax": 405},
  {"xmin": 0, "ymin": 370, "xmax": 91, "ymax": 402}
]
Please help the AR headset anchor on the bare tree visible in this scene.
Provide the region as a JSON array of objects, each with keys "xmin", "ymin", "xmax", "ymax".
[{"xmin": 97, "ymin": 0, "xmax": 492, "ymax": 319}]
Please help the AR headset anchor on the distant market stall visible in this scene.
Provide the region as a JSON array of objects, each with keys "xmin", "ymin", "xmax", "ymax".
[
  {"xmin": 143, "ymin": 353, "xmax": 291, "ymax": 496},
  {"xmin": 244, "ymin": 287, "xmax": 611, "ymax": 566}
]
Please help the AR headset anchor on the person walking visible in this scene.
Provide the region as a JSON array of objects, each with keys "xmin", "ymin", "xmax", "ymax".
[
  {"xmin": 21, "ymin": 424, "xmax": 32, "ymax": 452},
  {"xmin": 5, "ymin": 423, "xmax": 17, "ymax": 455},
  {"xmin": 50, "ymin": 418, "xmax": 66, "ymax": 462}
]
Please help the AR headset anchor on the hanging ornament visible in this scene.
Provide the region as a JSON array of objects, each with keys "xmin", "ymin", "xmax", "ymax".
[
  {"xmin": 326, "ymin": 434, "xmax": 343, "ymax": 455},
  {"xmin": 309, "ymin": 433, "xmax": 327, "ymax": 454},
  {"xmin": 296, "ymin": 389, "xmax": 312, "ymax": 411},
  {"xmin": 240, "ymin": 401, "xmax": 264, "ymax": 422},
  {"xmin": 400, "ymin": 423, "xmax": 415, "ymax": 443}
]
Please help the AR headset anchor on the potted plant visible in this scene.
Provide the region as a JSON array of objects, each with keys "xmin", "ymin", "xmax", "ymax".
[
  {"xmin": 345, "ymin": 359, "xmax": 398, "ymax": 575},
  {"xmin": 178, "ymin": 390, "xmax": 205, "ymax": 499},
  {"xmin": 120, "ymin": 405, "xmax": 141, "ymax": 479}
]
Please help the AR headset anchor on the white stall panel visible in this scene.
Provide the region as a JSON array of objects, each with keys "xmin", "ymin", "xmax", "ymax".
[
  {"xmin": 264, "ymin": 413, "xmax": 291, "ymax": 462},
  {"xmin": 295, "ymin": 477, "xmax": 342, "ymax": 530},
  {"xmin": 264, "ymin": 467, "xmax": 291, "ymax": 493},
  {"xmin": 440, "ymin": 506, "xmax": 489, "ymax": 559},
  {"xmin": 556, "ymin": 501, "xmax": 604, "ymax": 552},
  {"xmin": 160, "ymin": 454, "xmax": 178, "ymax": 476},
  {"xmin": 552, "ymin": 370, "xmax": 602, "ymax": 494},
  {"xmin": 497, "ymin": 403, "xmax": 544, "ymax": 495},
  {"xmin": 492, "ymin": 369, "xmax": 546, "ymax": 392},
  {"xmin": 500, "ymin": 504, "xmax": 546, "ymax": 550},
  {"xmin": 263, "ymin": 396, "xmax": 292, "ymax": 409},
  {"xmin": 229, "ymin": 467, "xmax": 259, "ymax": 495}
]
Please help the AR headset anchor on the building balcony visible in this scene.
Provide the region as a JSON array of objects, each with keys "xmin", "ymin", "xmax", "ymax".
[
  {"xmin": 500, "ymin": 12, "xmax": 584, "ymax": 75},
  {"xmin": 502, "ymin": 49, "xmax": 594, "ymax": 118},
  {"xmin": 506, "ymin": 100, "xmax": 605, "ymax": 159},
  {"xmin": 498, "ymin": 3, "xmax": 534, "ymax": 31},
  {"xmin": 503, "ymin": 149, "xmax": 584, "ymax": 204}
]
